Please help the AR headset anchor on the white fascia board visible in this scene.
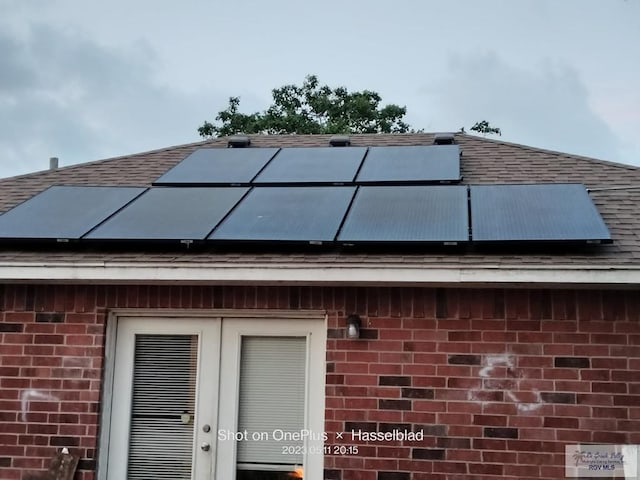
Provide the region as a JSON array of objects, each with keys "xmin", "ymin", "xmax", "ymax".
[{"xmin": 0, "ymin": 261, "xmax": 639, "ymax": 287}]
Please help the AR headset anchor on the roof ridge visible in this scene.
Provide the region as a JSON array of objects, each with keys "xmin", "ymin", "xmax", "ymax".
[
  {"xmin": 2, "ymin": 132, "xmax": 638, "ymax": 186},
  {"xmin": 458, "ymin": 133, "xmax": 640, "ymax": 172}
]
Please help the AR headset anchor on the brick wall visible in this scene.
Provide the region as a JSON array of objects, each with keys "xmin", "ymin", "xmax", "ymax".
[{"xmin": 0, "ymin": 285, "xmax": 639, "ymax": 480}]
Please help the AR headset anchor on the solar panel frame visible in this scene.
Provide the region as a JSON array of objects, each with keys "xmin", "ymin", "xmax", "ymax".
[
  {"xmin": 252, "ymin": 147, "xmax": 367, "ymax": 184},
  {"xmin": 355, "ymin": 145, "xmax": 461, "ymax": 184},
  {"xmin": 470, "ymin": 183, "xmax": 612, "ymax": 243},
  {"xmin": 153, "ymin": 148, "xmax": 280, "ymax": 185},
  {"xmin": 0, "ymin": 185, "xmax": 147, "ymax": 240},
  {"xmin": 337, "ymin": 185, "xmax": 469, "ymax": 243},
  {"xmin": 209, "ymin": 186, "xmax": 356, "ymax": 242},
  {"xmin": 85, "ymin": 187, "xmax": 249, "ymax": 241}
]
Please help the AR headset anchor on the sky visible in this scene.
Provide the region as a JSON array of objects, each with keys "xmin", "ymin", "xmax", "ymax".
[{"xmin": 0, "ymin": 0, "xmax": 638, "ymax": 179}]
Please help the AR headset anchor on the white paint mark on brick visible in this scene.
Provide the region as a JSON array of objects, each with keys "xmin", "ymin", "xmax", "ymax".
[
  {"xmin": 20, "ymin": 389, "xmax": 59, "ymax": 422},
  {"xmin": 479, "ymin": 354, "xmax": 514, "ymax": 378},
  {"xmin": 514, "ymin": 390, "xmax": 543, "ymax": 413},
  {"xmin": 62, "ymin": 356, "xmax": 91, "ymax": 368},
  {"xmin": 471, "ymin": 353, "xmax": 544, "ymax": 412}
]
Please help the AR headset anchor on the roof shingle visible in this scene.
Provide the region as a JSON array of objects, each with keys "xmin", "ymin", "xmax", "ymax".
[{"xmin": 1, "ymin": 133, "xmax": 639, "ymax": 269}]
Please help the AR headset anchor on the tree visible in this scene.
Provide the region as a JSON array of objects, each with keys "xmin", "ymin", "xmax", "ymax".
[
  {"xmin": 469, "ymin": 120, "xmax": 501, "ymax": 136},
  {"xmin": 198, "ymin": 75, "xmax": 412, "ymax": 138}
]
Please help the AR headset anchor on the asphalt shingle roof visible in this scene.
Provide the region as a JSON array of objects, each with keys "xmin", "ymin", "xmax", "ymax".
[{"xmin": 1, "ymin": 133, "xmax": 639, "ymax": 268}]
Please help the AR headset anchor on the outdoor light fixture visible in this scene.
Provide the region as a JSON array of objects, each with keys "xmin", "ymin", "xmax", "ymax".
[{"xmin": 346, "ymin": 314, "xmax": 361, "ymax": 339}]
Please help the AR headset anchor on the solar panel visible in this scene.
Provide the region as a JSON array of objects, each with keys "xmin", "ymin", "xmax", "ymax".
[
  {"xmin": 86, "ymin": 187, "xmax": 248, "ymax": 240},
  {"xmin": 356, "ymin": 145, "xmax": 461, "ymax": 183},
  {"xmin": 209, "ymin": 186, "xmax": 356, "ymax": 242},
  {"xmin": 338, "ymin": 186, "xmax": 469, "ymax": 243},
  {"xmin": 470, "ymin": 183, "xmax": 612, "ymax": 242},
  {"xmin": 0, "ymin": 186, "xmax": 146, "ymax": 240},
  {"xmin": 154, "ymin": 148, "xmax": 279, "ymax": 185},
  {"xmin": 253, "ymin": 147, "xmax": 366, "ymax": 184}
]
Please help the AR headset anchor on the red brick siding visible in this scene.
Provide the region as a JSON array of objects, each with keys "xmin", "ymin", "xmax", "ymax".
[{"xmin": 0, "ymin": 285, "xmax": 639, "ymax": 480}]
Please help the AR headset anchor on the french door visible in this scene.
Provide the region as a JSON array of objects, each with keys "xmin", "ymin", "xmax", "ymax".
[{"xmin": 103, "ymin": 314, "xmax": 325, "ymax": 480}]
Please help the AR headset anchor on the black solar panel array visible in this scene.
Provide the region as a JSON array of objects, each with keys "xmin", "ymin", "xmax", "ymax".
[
  {"xmin": 470, "ymin": 184, "xmax": 611, "ymax": 242},
  {"xmin": 210, "ymin": 187, "xmax": 355, "ymax": 242},
  {"xmin": 0, "ymin": 186, "xmax": 146, "ymax": 240},
  {"xmin": 154, "ymin": 148, "xmax": 279, "ymax": 185},
  {"xmin": 154, "ymin": 145, "xmax": 461, "ymax": 185},
  {"xmin": 356, "ymin": 145, "xmax": 461, "ymax": 184},
  {"xmin": 338, "ymin": 186, "xmax": 468, "ymax": 243},
  {"xmin": 253, "ymin": 147, "xmax": 367, "ymax": 184},
  {"xmin": 0, "ymin": 145, "xmax": 612, "ymax": 248},
  {"xmin": 87, "ymin": 187, "xmax": 249, "ymax": 240}
]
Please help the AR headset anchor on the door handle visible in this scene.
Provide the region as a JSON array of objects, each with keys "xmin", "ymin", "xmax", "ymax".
[{"xmin": 201, "ymin": 442, "xmax": 211, "ymax": 452}]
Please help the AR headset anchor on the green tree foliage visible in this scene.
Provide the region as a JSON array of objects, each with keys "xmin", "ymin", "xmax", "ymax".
[
  {"xmin": 469, "ymin": 120, "xmax": 501, "ymax": 136},
  {"xmin": 198, "ymin": 75, "xmax": 411, "ymax": 138}
]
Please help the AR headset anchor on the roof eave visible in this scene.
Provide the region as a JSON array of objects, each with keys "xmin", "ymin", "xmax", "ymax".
[{"xmin": 0, "ymin": 262, "xmax": 638, "ymax": 288}]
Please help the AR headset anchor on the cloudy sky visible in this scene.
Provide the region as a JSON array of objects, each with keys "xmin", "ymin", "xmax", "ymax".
[{"xmin": 1, "ymin": 0, "xmax": 638, "ymax": 178}]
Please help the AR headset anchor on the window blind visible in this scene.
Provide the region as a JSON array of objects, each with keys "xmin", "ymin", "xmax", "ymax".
[
  {"xmin": 237, "ymin": 336, "xmax": 306, "ymax": 468},
  {"xmin": 127, "ymin": 334, "xmax": 198, "ymax": 480}
]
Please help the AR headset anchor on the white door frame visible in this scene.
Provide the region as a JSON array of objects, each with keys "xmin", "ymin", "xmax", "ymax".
[
  {"xmin": 98, "ymin": 310, "xmax": 326, "ymax": 480},
  {"xmin": 216, "ymin": 317, "xmax": 327, "ymax": 480},
  {"xmin": 102, "ymin": 316, "xmax": 221, "ymax": 480}
]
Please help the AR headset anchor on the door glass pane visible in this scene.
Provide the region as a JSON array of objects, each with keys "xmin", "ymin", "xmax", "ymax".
[
  {"xmin": 236, "ymin": 470, "xmax": 299, "ymax": 480},
  {"xmin": 237, "ymin": 336, "xmax": 306, "ymax": 478},
  {"xmin": 127, "ymin": 334, "xmax": 198, "ymax": 480}
]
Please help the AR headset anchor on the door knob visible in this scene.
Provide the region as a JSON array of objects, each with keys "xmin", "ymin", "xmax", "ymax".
[{"xmin": 201, "ymin": 442, "xmax": 211, "ymax": 452}]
